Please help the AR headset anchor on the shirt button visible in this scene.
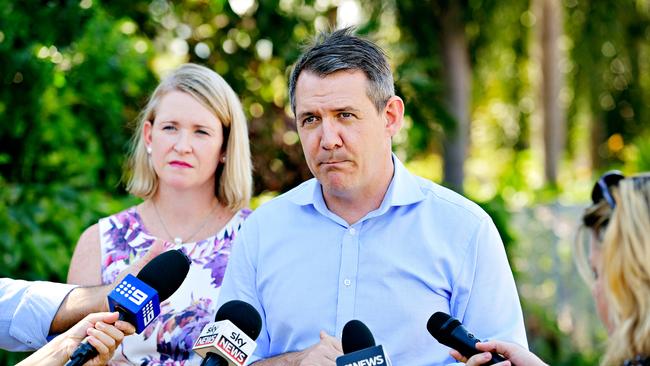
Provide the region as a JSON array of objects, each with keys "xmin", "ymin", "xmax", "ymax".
[
  {"xmin": 344, "ymin": 279, "xmax": 351, "ymax": 287},
  {"xmin": 349, "ymin": 228, "xmax": 356, "ymax": 235}
]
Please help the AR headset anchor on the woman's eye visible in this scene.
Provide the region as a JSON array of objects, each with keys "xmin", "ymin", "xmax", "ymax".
[
  {"xmin": 162, "ymin": 125, "xmax": 176, "ymax": 131},
  {"xmin": 196, "ymin": 129, "xmax": 209, "ymax": 135}
]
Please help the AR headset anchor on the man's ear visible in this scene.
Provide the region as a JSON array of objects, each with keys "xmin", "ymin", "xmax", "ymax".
[{"xmin": 383, "ymin": 96, "xmax": 404, "ymax": 137}]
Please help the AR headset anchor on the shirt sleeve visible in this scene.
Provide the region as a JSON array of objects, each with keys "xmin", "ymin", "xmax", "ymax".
[
  {"xmin": 217, "ymin": 217, "xmax": 269, "ymax": 363},
  {"xmin": 449, "ymin": 216, "xmax": 528, "ymax": 349},
  {"xmin": 0, "ymin": 278, "xmax": 77, "ymax": 351}
]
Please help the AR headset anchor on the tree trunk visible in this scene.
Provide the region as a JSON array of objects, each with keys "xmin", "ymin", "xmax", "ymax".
[
  {"xmin": 540, "ymin": 0, "xmax": 565, "ymax": 185},
  {"xmin": 439, "ymin": 1, "xmax": 471, "ymax": 193}
]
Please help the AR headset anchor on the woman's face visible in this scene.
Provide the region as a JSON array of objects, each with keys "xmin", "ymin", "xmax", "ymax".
[
  {"xmin": 144, "ymin": 90, "xmax": 225, "ymax": 192},
  {"xmin": 589, "ymin": 231, "xmax": 613, "ymax": 332}
]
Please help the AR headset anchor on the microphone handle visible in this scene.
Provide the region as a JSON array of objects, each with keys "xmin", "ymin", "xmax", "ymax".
[
  {"xmin": 201, "ymin": 352, "xmax": 230, "ymax": 366},
  {"xmin": 65, "ymin": 312, "xmax": 129, "ymax": 366},
  {"xmin": 449, "ymin": 327, "xmax": 508, "ymax": 365},
  {"xmin": 64, "ymin": 340, "xmax": 98, "ymax": 366}
]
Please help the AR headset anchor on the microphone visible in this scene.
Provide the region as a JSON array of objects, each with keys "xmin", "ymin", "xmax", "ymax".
[
  {"xmin": 193, "ymin": 300, "xmax": 262, "ymax": 366},
  {"xmin": 66, "ymin": 249, "xmax": 191, "ymax": 366},
  {"xmin": 336, "ymin": 320, "xmax": 391, "ymax": 366},
  {"xmin": 427, "ymin": 312, "xmax": 508, "ymax": 365}
]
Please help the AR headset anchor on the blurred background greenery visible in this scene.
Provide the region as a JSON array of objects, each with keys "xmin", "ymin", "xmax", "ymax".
[{"xmin": 2, "ymin": 0, "xmax": 649, "ymax": 364}]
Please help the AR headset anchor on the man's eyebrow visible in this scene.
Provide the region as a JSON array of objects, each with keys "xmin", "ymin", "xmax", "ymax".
[
  {"xmin": 296, "ymin": 111, "xmax": 315, "ymax": 120},
  {"xmin": 332, "ymin": 106, "xmax": 361, "ymax": 113}
]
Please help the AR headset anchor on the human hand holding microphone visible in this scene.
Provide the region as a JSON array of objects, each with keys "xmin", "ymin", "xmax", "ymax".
[{"xmin": 65, "ymin": 248, "xmax": 191, "ymax": 366}]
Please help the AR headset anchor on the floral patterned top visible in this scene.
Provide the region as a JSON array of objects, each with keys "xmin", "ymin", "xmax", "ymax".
[{"xmin": 98, "ymin": 206, "xmax": 251, "ymax": 365}]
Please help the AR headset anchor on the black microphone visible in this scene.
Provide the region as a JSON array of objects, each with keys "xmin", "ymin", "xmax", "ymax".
[
  {"xmin": 193, "ymin": 300, "xmax": 262, "ymax": 366},
  {"xmin": 336, "ymin": 320, "xmax": 391, "ymax": 366},
  {"xmin": 66, "ymin": 249, "xmax": 191, "ymax": 366},
  {"xmin": 427, "ymin": 312, "xmax": 508, "ymax": 365}
]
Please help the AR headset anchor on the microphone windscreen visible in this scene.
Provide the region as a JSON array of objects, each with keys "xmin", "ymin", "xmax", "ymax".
[
  {"xmin": 342, "ymin": 320, "xmax": 376, "ymax": 354},
  {"xmin": 137, "ymin": 249, "xmax": 191, "ymax": 302},
  {"xmin": 215, "ymin": 300, "xmax": 262, "ymax": 340},
  {"xmin": 427, "ymin": 312, "xmax": 458, "ymax": 338}
]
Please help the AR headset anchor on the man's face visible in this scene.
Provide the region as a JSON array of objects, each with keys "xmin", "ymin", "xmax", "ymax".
[{"xmin": 294, "ymin": 70, "xmax": 402, "ymax": 200}]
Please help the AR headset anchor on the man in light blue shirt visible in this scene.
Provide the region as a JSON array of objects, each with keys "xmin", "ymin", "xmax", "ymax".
[{"xmin": 217, "ymin": 28, "xmax": 527, "ymax": 365}]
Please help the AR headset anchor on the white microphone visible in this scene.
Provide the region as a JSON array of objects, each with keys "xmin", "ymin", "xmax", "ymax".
[{"xmin": 193, "ymin": 300, "xmax": 262, "ymax": 366}]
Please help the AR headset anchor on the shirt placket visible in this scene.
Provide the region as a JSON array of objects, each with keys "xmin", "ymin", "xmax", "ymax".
[{"xmin": 335, "ymin": 224, "xmax": 361, "ymax": 336}]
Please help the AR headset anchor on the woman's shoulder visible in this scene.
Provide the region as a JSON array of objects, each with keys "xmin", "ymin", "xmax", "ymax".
[{"xmin": 217, "ymin": 207, "xmax": 252, "ymax": 237}]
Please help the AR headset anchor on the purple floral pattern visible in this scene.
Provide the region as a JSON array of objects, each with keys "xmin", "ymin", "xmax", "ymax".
[{"xmin": 99, "ymin": 206, "xmax": 251, "ymax": 365}]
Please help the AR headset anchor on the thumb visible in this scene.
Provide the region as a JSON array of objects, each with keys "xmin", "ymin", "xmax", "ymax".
[{"xmin": 320, "ymin": 330, "xmax": 330, "ymax": 340}]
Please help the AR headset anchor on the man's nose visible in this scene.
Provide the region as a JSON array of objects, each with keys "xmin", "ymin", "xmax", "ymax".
[{"xmin": 320, "ymin": 118, "xmax": 342, "ymax": 150}]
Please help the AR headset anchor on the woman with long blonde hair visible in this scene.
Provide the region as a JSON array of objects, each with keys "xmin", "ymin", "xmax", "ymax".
[
  {"xmin": 67, "ymin": 63, "xmax": 252, "ymax": 365},
  {"xmin": 451, "ymin": 172, "xmax": 650, "ymax": 366}
]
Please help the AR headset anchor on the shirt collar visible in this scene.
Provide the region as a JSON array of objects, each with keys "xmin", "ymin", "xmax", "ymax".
[{"xmin": 287, "ymin": 153, "xmax": 426, "ymax": 220}]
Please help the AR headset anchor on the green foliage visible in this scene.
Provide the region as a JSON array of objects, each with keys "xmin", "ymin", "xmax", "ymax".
[
  {"xmin": 0, "ymin": 180, "xmax": 138, "ymax": 281},
  {"xmin": 523, "ymin": 300, "xmax": 603, "ymax": 366}
]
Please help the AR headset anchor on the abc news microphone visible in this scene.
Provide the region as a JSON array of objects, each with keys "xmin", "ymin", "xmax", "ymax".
[
  {"xmin": 65, "ymin": 249, "xmax": 191, "ymax": 366},
  {"xmin": 427, "ymin": 312, "xmax": 508, "ymax": 365},
  {"xmin": 193, "ymin": 300, "xmax": 262, "ymax": 366},
  {"xmin": 335, "ymin": 320, "xmax": 392, "ymax": 366}
]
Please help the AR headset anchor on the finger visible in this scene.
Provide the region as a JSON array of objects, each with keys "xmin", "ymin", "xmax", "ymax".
[
  {"xmin": 483, "ymin": 340, "xmax": 519, "ymax": 359},
  {"xmin": 465, "ymin": 352, "xmax": 496, "ymax": 366},
  {"xmin": 99, "ymin": 312, "xmax": 120, "ymax": 324},
  {"xmin": 80, "ymin": 312, "xmax": 118, "ymax": 327},
  {"xmin": 319, "ymin": 330, "xmax": 329, "ymax": 340},
  {"xmin": 114, "ymin": 320, "xmax": 136, "ymax": 336},
  {"xmin": 87, "ymin": 327, "xmax": 116, "ymax": 351},
  {"xmin": 449, "ymin": 350, "xmax": 467, "ymax": 363},
  {"xmin": 95, "ymin": 322, "xmax": 125, "ymax": 344},
  {"xmin": 86, "ymin": 335, "xmax": 110, "ymax": 355},
  {"xmin": 331, "ymin": 338, "xmax": 343, "ymax": 353}
]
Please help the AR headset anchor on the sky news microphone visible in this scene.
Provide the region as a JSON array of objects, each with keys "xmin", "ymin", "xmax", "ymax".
[
  {"xmin": 66, "ymin": 249, "xmax": 191, "ymax": 366},
  {"xmin": 193, "ymin": 300, "xmax": 262, "ymax": 366},
  {"xmin": 427, "ymin": 312, "xmax": 508, "ymax": 365},
  {"xmin": 336, "ymin": 320, "xmax": 392, "ymax": 366}
]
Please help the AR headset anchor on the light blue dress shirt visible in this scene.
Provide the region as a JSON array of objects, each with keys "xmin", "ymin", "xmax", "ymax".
[
  {"xmin": 218, "ymin": 156, "xmax": 527, "ymax": 365},
  {"xmin": 0, "ymin": 278, "xmax": 77, "ymax": 351}
]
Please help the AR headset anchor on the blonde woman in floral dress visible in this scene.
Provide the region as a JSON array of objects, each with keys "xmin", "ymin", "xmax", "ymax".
[{"xmin": 67, "ymin": 63, "xmax": 252, "ymax": 365}]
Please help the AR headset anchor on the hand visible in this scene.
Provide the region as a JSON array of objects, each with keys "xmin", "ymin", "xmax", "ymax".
[
  {"xmin": 18, "ymin": 312, "xmax": 135, "ymax": 366},
  {"xmin": 450, "ymin": 340, "xmax": 547, "ymax": 366},
  {"xmin": 102, "ymin": 238, "xmax": 171, "ymax": 311},
  {"xmin": 295, "ymin": 330, "xmax": 343, "ymax": 366},
  {"xmin": 65, "ymin": 312, "xmax": 136, "ymax": 366}
]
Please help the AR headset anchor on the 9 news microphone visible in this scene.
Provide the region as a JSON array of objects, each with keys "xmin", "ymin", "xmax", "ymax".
[
  {"xmin": 427, "ymin": 312, "xmax": 508, "ymax": 365},
  {"xmin": 193, "ymin": 300, "xmax": 262, "ymax": 366},
  {"xmin": 335, "ymin": 320, "xmax": 392, "ymax": 366},
  {"xmin": 66, "ymin": 249, "xmax": 191, "ymax": 366}
]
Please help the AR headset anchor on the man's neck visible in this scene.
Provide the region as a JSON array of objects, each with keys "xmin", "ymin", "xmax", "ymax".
[{"xmin": 322, "ymin": 160, "xmax": 395, "ymax": 225}]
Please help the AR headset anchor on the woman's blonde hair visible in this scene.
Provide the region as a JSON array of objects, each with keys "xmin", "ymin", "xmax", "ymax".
[
  {"xmin": 576, "ymin": 175, "xmax": 650, "ymax": 365},
  {"xmin": 125, "ymin": 63, "xmax": 252, "ymax": 211}
]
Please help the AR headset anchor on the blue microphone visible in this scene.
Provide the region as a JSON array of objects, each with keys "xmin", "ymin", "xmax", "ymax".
[
  {"xmin": 66, "ymin": 249, "xmax": 191, "ymax": 366},
  {"xmin": 336, "ymin": 320, "xmax": 392, "ymax": 366},
  {"xmin": 107, "ymin": 274, "xmax": 159, "ymax": 333}
]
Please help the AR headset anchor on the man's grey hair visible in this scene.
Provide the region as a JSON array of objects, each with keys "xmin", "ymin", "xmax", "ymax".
[{"xmin": 288, "ymin": 27, "xmax": 395, "ymax": 115}]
